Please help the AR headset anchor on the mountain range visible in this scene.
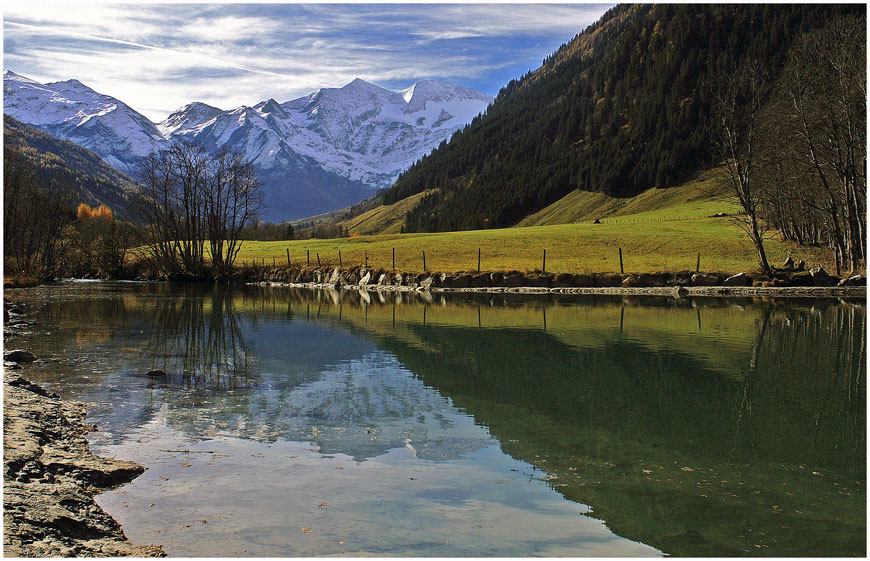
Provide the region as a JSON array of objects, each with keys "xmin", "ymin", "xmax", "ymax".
[{"xmin": 3, "ymin": 70, "xmax": 493, "ymax": 220}]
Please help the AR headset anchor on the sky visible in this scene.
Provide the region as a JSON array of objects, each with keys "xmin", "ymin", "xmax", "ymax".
[{"xmin": 3, "ymin": 2, "xmax": 613, "ymax": 122}]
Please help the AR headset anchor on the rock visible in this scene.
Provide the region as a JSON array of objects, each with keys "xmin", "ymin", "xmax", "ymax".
[
  {"xmin": 594, "ymin": 274, "xmax": 622, "ymax": 287},
  {"xmin": 4, "ymin": 350, "xmax": 35, "ymax": 363},
  {"xmin": 3, "ymin": 375, "xmax": 165, "ymax": 557},
  {"xmin": 796, "ymin": 260, "xmax": 806, "ymax": 271},
  {"xmin": 723, "ymin": 272, "xmax": 749, "ymax": 286},
  {"xmin": 328, "ymin": 268, "xmax": 341, "ymax": 284},
  {"xmin": 638, "ymin": 273, "xmax": 667, "ymax": 287},
  {"xmin": 438, "ymin": 273, "xmax": 451, "ymax": 288},
  {"xmin": 838, "ymin": 274, "xmax": 866, "ymax": 287},
  {"xmin": 502, "ymin": 273, "xmax": 526, "ymax": 287},
  {"xmin": 621, "ymin": 276, "xmax": 639, "ymax": 288},
  {"xmin": 419, "ymin": 277, "xmax": 434, "ymax": 290},
  {"xmin": 451, "ymin": 274, "xmax": 472, "ymax": 288},
  {"xmin": 783, "ymin": 256, "xmax": 795, "ymax": 269},
  {"xmin": 553, "ymin": 273, "xmax": 575, "ymax": 287},
  {"xmin": 691, "ymin": 273, "xmax": 720, "ymax": 286},
  {"xmin": 393, "ymin": 273, "xmax": 404, "ymax": 286},
  {"xmin": 470, "ymin": 273, "xmax": 491, "ymax": 288},
  {"xmin": 573, "ymin": 274, "xmax": 594, "ymax": 287},
  {"xmin": 489, "ymin": 272, "xmax": 503, "ymax": 286},
  {"xmin": 593, "ymin": 218, "xmax": 601, "ymax": 224},
  {"xmin": 5, "ymin": 361, "xmax": 21, "ymax": 370},
  {"xmin": 145, "ymin": 369, "xmax": 166, "ymax": 377},
  {"xmin": 358, "ymin": 271, "xmax": 372, "ymax": 286},
  {"xmin": 809, "ymin": 266, "xmax": 836, "ymax": 286},
  {"xmin": 377, "ymin": 273, "xmax": 390, "ymax": 285},
  {"xmin": 673, "ymin": 286, "xmax": 689, "ymax": 298},
  {"xmin": 790, "ymin": 271, "xmax": 813, "ymax": 286},
  {"xmin": 668, "ymin": 272, "xmax": 694, "ymax": 286}
]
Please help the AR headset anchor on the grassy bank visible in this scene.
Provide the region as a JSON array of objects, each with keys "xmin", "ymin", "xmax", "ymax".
[{"xmin": 234, "ymin": 217, "xmax": 834, "ymax": 275}]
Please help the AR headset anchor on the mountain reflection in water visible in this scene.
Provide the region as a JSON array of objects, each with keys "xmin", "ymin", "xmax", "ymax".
[{"xmin": 9, "ymin": 282, "xmax": 865, "ymax": 557}]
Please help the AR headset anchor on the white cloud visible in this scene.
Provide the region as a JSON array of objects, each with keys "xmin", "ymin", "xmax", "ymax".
[{"xmin": 3, "ymin": 3, "xmax": 613, "ymax": 121}]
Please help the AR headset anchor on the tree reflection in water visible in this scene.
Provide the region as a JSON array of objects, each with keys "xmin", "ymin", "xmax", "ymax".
[{"xmin": 145, "ymin": 286, "xmax": 251, "ymax": 391}]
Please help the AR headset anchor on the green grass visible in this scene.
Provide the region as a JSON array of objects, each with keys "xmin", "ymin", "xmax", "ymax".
[
  {"xmin": 342, "ymin": 189, "xmax": 436, "ymax": 235},
  {"xmin": 236, "ymin": 216, "xmax": 833, "ymax": 275},
  {"xmin": 233, "ymin": 168, "xmax": 832, "ymax": 275},
  {"xmin": 519, "ymin": 167, "xmax": 738, "ymax": 226}
]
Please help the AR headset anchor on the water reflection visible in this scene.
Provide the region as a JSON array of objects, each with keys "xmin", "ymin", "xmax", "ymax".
[{"xmin": 7, "ymin": 283, "xmax": 865, "ymax": 556}]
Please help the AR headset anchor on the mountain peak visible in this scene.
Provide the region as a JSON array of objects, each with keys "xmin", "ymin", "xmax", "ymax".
[
  {"xmin": 402, "ymin": 80, "xmax": 494, "ymax": 112},
  {"xmin": 4, "ymin": 69, "xmax": 37, "ymax": 83}
]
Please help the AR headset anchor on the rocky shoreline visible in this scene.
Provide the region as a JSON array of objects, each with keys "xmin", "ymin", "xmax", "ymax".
[
  {"xmin": 3, "ymin": 373, "xmax": 164, "ymax": 557},
  {"xmin": 248, "ymin": 265, "xmax": 866, "ymax": 299}
]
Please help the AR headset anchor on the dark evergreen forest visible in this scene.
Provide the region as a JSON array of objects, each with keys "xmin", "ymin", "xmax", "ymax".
[{"xmin": 383, "ymin": 4, "xmax": 863, "ymax": 232}]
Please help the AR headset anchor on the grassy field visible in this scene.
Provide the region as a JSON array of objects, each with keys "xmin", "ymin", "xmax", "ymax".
[
  {"xmin": 234, "ymin": 168, "xmax": 833, "ymax": 275},
  {"xmin": 236, "ymin": 216, "xmax": 833, "ymax": 275},
  {"xmin": 518, "ymin": 168, "xmax": 738, "ymax": 226},
  {"xmin": 342, "ymin": 189, "xmax": 436, "ymax": 235}
]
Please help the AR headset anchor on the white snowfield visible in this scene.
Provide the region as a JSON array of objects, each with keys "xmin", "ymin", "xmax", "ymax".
[{"xmin": 3, "ymin": 70, "xmax": 493, "ymax": 191}]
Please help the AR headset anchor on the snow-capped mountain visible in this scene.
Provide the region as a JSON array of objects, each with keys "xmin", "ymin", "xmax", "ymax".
[
  {"xmin": 3, "ymin": 70, "xmax": 493, "ymax": 220},
  {"xmin": 3, "ymin": 70, "xmax": 166, "ymax": 171}
]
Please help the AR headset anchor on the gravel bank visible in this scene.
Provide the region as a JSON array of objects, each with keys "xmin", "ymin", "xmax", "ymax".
[{"xmin": 3, "ymin": 374, "xmax": 164, "ymax": 557}]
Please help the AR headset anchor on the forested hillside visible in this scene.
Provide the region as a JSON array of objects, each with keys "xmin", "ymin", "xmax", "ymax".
[
  {"xmin": 4, "ymin": 115, "xmax": 143, "ymax": 217},
  {"xmin": 383, "ymin": 4, "xmax": 861, "ymax": 232}
]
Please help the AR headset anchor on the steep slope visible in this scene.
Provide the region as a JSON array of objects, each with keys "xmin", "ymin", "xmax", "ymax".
[
  {"xmin": 383, "ymin": 4, "xmax": 861, "ymax": 232},
  {"xmin": 4, "ymin": 115, "xmax": 145, "ymax": 217},
  {"xmin": 4, "ymin": 71, "xmax": 492, "ymax": 220},
  {"xmin": 3, "ymin": 70, "xmax": 166, "ymax": 172}
]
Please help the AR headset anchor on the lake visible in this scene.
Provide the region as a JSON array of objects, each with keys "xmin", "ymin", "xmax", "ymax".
[{"xmin": 5, "ymin": 282, "xmax": 865, "ymax": 556}]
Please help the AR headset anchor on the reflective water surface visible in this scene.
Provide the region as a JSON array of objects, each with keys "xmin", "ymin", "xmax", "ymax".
[{"xmin": 6, "ymin": 282, "xmax": 865, "ymax": 556}]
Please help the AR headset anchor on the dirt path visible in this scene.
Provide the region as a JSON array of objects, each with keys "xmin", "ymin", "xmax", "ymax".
[{"xmin": 3, "ymin": 374, "xmax": 164, "ymax": 557}]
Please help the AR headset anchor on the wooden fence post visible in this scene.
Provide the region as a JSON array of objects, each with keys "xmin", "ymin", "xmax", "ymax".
[
  {"xmin": 307, "ymin": 250, "xmax": 310, "ymax": 265},
  {"xmin": 365, "ymin": 250, "xmax": 368, "ymax": 268},
  {"xmin": 696, "ymin": 252, "xmax": 700, "ymax": 272},
  {"xmin": 316, "ymin": 253, "xmax": 321, "ymax": 267},
  {"xmin": 286, "ymin": 248, "xmax": 291, "ymax": 267},
  {"xmin": 542, "ymin": 249, "xmax": 546, "ymax": 273},
  {"xmin": 477, "ymin": 248, "xmax": 481, "ymax": 273},
  {"xmin": 422, "ymin": 250, "xmax": 427, "ymax": 272},
  {"xmin": 392, "ymin": 247, "xmax": 395, "ymax": 271},
  {"xmin": 619, "ymin": 248, "xmax": 624, "ymax": 274},
  {"xmin": 339, "ymin": 250, "xmax": 342, "ymax": 268}
]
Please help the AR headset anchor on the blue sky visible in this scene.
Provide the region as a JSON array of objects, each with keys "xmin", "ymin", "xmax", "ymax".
[{"xmin": 4, "ymin": 3, "xmax": 613, "ymax": 122}]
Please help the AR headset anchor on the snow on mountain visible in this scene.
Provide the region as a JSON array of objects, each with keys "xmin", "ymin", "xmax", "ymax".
[
  {"xmin": 3, "ymin": 70, "xmax": 494, "ymax": 219},
  {"xmin": 3, "ymin": 70, "xmax": 166, "ymax": 171}
]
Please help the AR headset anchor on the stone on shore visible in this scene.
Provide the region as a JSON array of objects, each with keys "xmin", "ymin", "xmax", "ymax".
[
  {"xmin": 723, "ymin": 272, "xmax": 749, "ymax": 286},
  {"xmin": 838, "ymin": 274, "xmax": 866, "ymax": 287},
  {"xmin": 4, "ymin": 374, "xmax": 164, "ymax": 557},
  {"xmin": 809, "ymin": 266, "xmax": 837, "ymax": 286},
  {"xmin": 4, "ymin": 350, "xmax": 35, "ymax": 363},
  {"xmin": 691, "ymin": 273, "xmax": 720, "ymax": 286}
]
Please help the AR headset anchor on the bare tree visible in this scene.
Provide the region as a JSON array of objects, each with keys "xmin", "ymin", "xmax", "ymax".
[
  {"xmin": 777, "ymin": 15, "xmax": 866, "ymax": 273},
  {"xmin": 138, "ymin": 143, "xmax": 262, "ymax": 279},
  {"xmin": 713, "ymin": 59, "xmax": 774, "ymax": 275},
  {"xmin": 3, "ymin": 148, "xmax": 73, "ymax": 278},
  {"xmin": 204, "ymin": 151, "xmax": 263, "ymax": 278}
]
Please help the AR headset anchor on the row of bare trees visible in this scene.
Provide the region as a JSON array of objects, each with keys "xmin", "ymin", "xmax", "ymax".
[
  {"xmin": 138, "ymin": 142, "xmax": 263, "ymax": 279},
  {"xmin": 715, "ymin": 15, "xmax": 865, "ymax": 275},
  {"xmin": 4, "ymin": 149, "xmax": 72, "ymax": 278}
]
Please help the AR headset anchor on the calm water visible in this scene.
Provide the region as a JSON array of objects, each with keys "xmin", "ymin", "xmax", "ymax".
[{"xmin": 5, "ymin": 282, "xmax": 865, "ymax": 557}]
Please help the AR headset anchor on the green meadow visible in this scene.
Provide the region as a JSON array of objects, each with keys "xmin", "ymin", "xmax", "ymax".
[{"xmin": 236, "ymin": 217, "xmax": 833, "ymax": 275}]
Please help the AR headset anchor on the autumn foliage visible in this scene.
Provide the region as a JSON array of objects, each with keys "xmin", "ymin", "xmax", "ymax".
[{"xmin": 77, "ymin": 203, "xmax": 113, "ymax": 221}]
